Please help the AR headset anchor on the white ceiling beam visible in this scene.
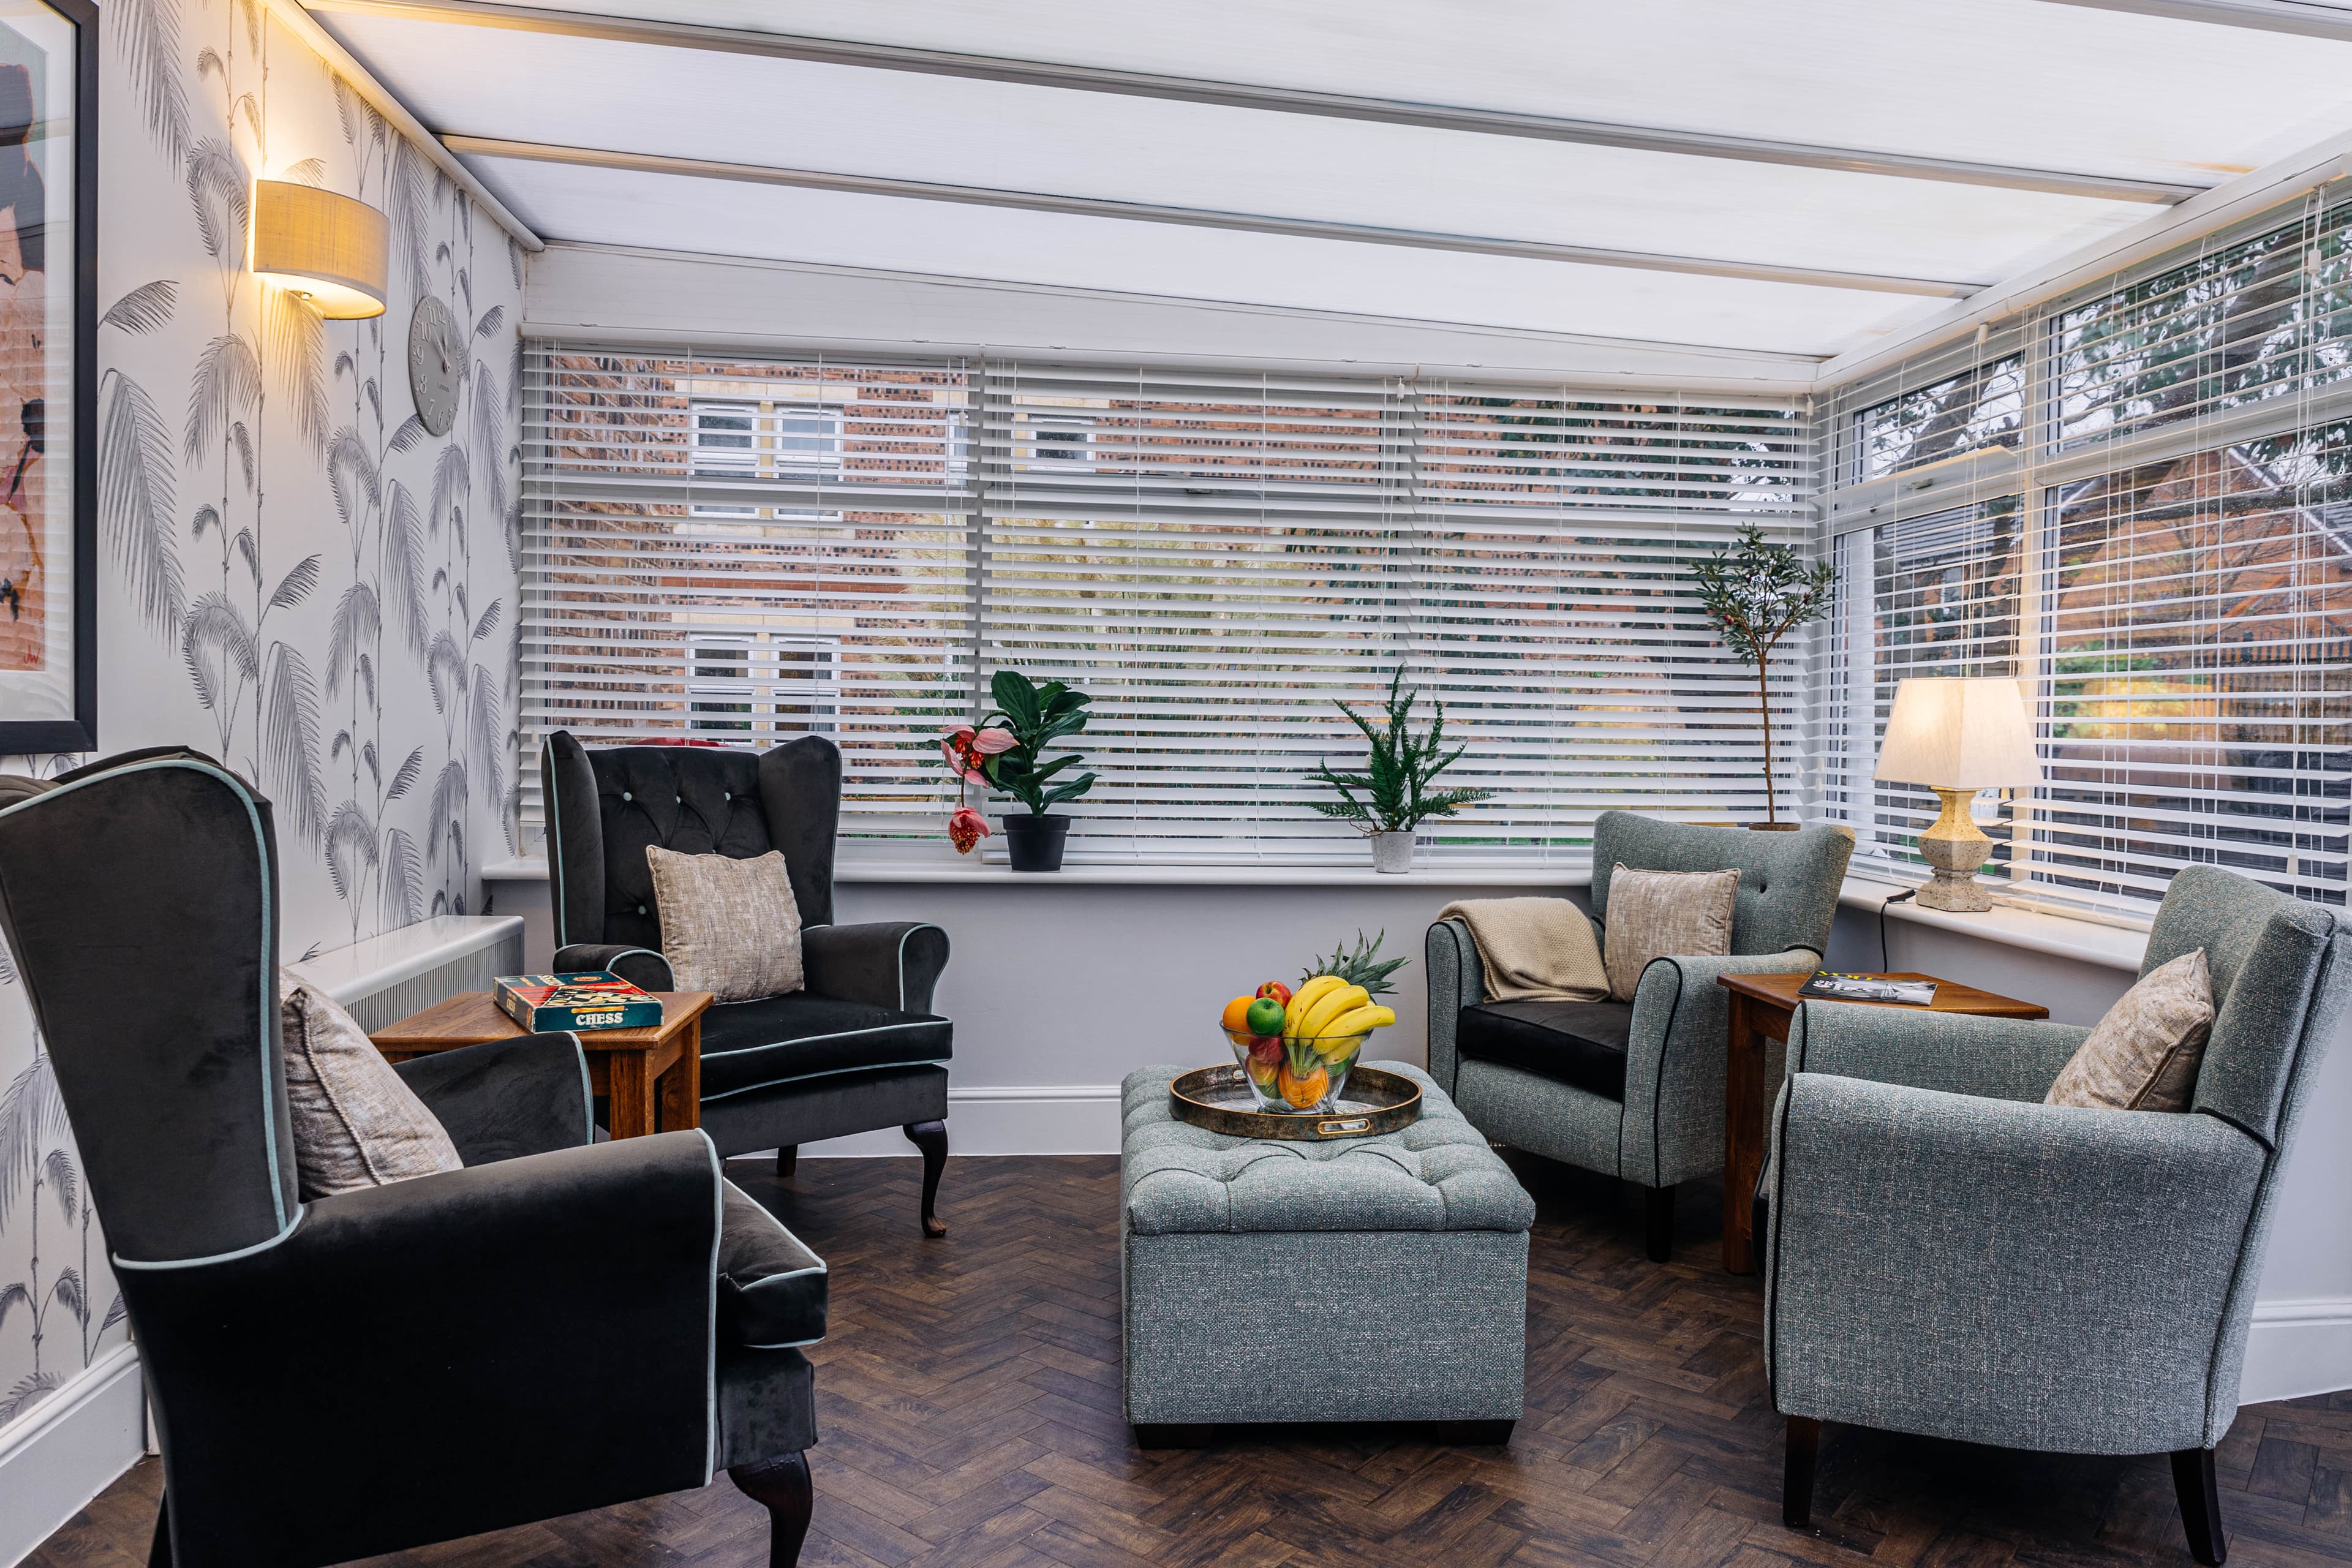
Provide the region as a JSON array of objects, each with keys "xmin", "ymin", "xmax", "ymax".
[
  {"xmin": 448, "ymin": 136, "xmax": 1985, "ymax": 298},
  {"xmin": 2039, "ymin": 0, "xmax": 2352, "ymax": 41},
  {"xmin": 264, "ymin": 0, "xmax": 542, "ymax": 248},
  {"xmin": 306, "ymin": 0, "xmax": 2206, "ymax": 205}
]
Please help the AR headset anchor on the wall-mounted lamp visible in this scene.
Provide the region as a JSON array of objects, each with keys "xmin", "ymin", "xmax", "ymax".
[{"xmin": 249, "ymin": 179, "xmax": 388, "ymax": 318}]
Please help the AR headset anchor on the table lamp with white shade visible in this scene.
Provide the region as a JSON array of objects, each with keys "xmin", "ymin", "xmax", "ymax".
[{"xmin": 1873, "ymin": 677, "xmax": 2041, "ymax": 912}]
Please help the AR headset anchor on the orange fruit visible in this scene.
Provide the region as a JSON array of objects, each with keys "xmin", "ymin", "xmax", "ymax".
[
  {"xmin": 1220, "ymin": 995, "xmax": 1256, "ymax": 1033},
  {"xmin": 1278, "ymin": 1061, "xmax": 1329, "ymax": 1109}
]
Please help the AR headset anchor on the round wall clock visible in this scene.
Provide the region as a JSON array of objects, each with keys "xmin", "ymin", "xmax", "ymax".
[{"xmin": 407, "ymin": 295, "xmax": 462, "ymax": 435}]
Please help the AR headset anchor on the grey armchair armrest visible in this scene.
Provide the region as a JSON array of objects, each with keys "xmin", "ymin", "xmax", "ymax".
[
  {"xmin": 1622, "ymin": 947, "xmax": 1818, "ymax": 1188},
  {"xmin": 554, "ymin": 941, "xmax": 675, "ymax": 993},
  {"xmin": 129, "ymin": 1130, "xmax": 725, "ymax": 1566},
  {"xmin": 1789, "ymin": 1000, "xmax": 2089, "ymax": 1104},
  {"xmin": 803, "ymin": 921, "xmax": 950, "ymax": 1013},
  {"xmin": 1425, "ymin": 918, "xmax": 1483, "ymax": 1096},
  {"xmin": 1768, "ymin": 1072, "xmax": 2267, "ymax": 1455},
  {"xmin": 394, "ymin": 1032, "xmax": 594, "ymax": 1164}
]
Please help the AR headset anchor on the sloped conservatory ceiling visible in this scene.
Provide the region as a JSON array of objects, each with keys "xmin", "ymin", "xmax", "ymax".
[{"xmin": 308, "ymin": 0, "xmax": 2352, "ymax": 360}]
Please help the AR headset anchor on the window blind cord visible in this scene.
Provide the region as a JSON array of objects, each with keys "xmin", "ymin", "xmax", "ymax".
[{"xmin": 1879, "ymin": 888, "xmax": 1917, "ymax": 974}]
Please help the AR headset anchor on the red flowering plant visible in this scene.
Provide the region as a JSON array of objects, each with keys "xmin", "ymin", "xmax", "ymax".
[{"xmin": 939, "ymin": 722, "xmax": 1016, "ymax": 852}]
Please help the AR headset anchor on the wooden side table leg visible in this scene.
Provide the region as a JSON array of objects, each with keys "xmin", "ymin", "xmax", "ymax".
[
  {"xmin": 658, "ymin": 1021, "xmax": 702, "ymax": 1133},
  {"xmin": 609, "ymin": 1050, "xmax": 657, "ymax": 1140},
  {"xmin": 1722, "ymin": 994, "xmax": 1768, "ymax": 1275}
]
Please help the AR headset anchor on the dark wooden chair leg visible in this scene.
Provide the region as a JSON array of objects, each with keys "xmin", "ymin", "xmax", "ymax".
[
  {"xmin": 2172, "ymin": 1447, "xmax": 2228, "ymax": 1566},
  {"xmin": 1784, "ymin": 1415, "xmax": 1820, "ymax": 1529},
  {"xmin": 148, "ymin": 1494, "xmax": 172, "ymax": 1568},
  {"xmin": 903, "ymin": 1120, "xmax": 948, "ymax": 1237},
  {"xmin": 775, "ymin": 1145, "xmax": 797, "ymax": 1178},
  {"xmin": 1644, "ymin": 1182, "xmax": 1676, "ymax": 1263},
  {"xmin": 729, "ymin": 1451, "xmax": 813, "ymax": 1568}
]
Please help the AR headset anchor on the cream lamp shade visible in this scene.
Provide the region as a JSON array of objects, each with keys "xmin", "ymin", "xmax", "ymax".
[
  {"xmin": 249, "ymin": 179, "xmax": 388, "ymax": 319},
  {"xmin": 1874, "ymin": 677, "xmax": 2040, "ymax": 912},
  {"xmin": 1874, "ymin": 677, "xmax": 2041, "ymax": 790}
]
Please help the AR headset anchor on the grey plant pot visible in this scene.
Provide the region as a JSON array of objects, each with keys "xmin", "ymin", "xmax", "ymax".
[{"xmin": 1372, "ymin": 831, "xmax": 1415, "ymax": 874}]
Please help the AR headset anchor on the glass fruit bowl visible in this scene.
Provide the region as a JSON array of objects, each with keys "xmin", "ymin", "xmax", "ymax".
[{"xmin": 1223, "ymin": 1029, "xmax": 1371, "ymax": 1114}]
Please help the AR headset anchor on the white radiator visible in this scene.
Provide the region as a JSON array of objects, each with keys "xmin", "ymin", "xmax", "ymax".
[{"xmin": 286, "ymin": 915, "xmax": 526, "ymax": 1033}]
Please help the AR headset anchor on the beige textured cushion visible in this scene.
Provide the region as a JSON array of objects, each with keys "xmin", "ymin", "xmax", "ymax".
[
  {"xmin": 281, "ymin": 975, "xmax": 462, "ymax": 1200},
  {"xmin": 2046, "ymin": 949, "xmax": 2214, "ymax": 1112},
  {"xmin": 1602, "ymin": 865, "xmax": 1740, "ymax": 1002},
  {"xmin": 646, "ymin": 846, "xmax": 806, "ymax": 1003}
]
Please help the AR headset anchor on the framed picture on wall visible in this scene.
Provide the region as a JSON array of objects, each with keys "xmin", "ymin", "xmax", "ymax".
[{"xmin": 0, "ymin": 0, "xmax": 92, "ymax": 753}]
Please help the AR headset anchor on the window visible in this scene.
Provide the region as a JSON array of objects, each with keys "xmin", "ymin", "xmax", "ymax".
[
  {"xmin": 1853, "ymin": 355, "xmax": 2023, "ymax": 480},
  {"xmin": 1817, "ymin": 186, "xmax": 2352, "ymax": 915},
  {"xmin": 527, "ymin": 345, "xmax": 1811, "ymax": 861},
  {"xmin": 1818, "ymin": 499, "xmax": 2026, "ymax": 878},
  {"xmin": 687, "ymin": 634, "xmax": 840, "ymax": 736},
  {"xmin": 2054, "ymin": 196, "xmax": 2352, "ymax": 450}
]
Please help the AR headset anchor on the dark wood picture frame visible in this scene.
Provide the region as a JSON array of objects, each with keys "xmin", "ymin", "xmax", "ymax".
[{"xmin": 0, "ymin": 0, "xmax": 94, "ymax": 753}]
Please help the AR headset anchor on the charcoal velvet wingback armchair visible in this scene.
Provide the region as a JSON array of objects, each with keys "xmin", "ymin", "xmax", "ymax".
[
  {"xmin": 0, "ymin": 749, "xmax": 826, "ymax": 1568},
  {"xmin": 1427, "ymin": 811, "xmax": 1852, "ymax": 1261},
  {"xmin": 1765, "ymin": 864, "xmax": 2352, "ymax": 1566},
  {"xmin": 543, "ymin": 730, "xmax": 954, "ymax": 1234}
]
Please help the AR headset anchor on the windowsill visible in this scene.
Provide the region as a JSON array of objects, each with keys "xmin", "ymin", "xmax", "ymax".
[
  {"xmin": 480, "ymin": 857, "xmax": 2150, "ymax": 970},
  {"xmin": 1839, "ymin": 870, "xmax": 2147, "ymax": 973}
]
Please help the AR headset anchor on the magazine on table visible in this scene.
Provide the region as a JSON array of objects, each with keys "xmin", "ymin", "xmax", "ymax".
[{"xmin": 1797, "ymin": 971, "xmax": 1937, "ymax": 1006}]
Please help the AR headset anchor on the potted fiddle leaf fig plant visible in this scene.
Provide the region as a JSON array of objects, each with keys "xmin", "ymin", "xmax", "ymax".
[
  {"xmin": 1691, "ymin": 524, "xmax": 1839, "ymax": 829},
  {"xmin": 1309, "ymin": 666, "xmax": 1491, "ymax": 872},
  {"xmin": 975, "ymin": 668, "xmax": 1097, "ymax": 872}
]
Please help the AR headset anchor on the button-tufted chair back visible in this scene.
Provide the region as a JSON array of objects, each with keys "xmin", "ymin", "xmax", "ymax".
[
  {"xmin": 1590, "ymin": 811, "xmax": 1854, "ymax": 957},
  {"xmin": 542, "ymin": 731, "xmax": 842, "ymax": 951}
]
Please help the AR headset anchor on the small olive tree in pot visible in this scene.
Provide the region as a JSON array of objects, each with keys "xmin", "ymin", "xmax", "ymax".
[
  {"xmin": 1310, "ymin": 667, "xmax": 1492, "ymax": 872},
  {"xmin": 1691, "ymin": 524, "xmax": 1838, "ymax": 829}
]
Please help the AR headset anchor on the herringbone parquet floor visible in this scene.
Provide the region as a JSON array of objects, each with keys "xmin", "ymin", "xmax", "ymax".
[{"xmin": 28, "ymin": 1152, "xmax": 2352, "ymax": 1568}]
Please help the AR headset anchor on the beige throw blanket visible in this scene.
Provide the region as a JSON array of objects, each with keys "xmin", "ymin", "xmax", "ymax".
[{"xmin": 1437, "ymin": 897, "xmax": 1610, "ymax": 1003}]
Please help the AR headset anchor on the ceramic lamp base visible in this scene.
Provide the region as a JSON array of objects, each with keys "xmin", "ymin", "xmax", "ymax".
[{"xmin": 1915, "ymin": 785, "xmax": 1995, "ymax": 912}]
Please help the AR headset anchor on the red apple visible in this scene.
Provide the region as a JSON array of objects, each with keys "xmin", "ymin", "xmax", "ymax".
[{"xmin": 1256, "ymin": 980, "xmax": 1292, "ymax": 1006}]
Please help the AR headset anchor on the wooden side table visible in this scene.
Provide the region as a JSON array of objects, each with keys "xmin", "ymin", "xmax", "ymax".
[
  {"xmin": 1714, "ymin": 971, "xmax": 2046, "ymax": 1275},
  {"xmin": 371, "ymin": 991, "xmax": 714, "ymax": 1140}
]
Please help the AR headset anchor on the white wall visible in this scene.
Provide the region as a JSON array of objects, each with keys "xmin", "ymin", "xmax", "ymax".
[{"xmin": 0, "ymin": 0, "xmax": 524, "ymax": 1528}]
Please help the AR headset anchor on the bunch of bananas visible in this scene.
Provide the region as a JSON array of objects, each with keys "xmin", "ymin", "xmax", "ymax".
[
  {"xmin": 1282, "ymin": 974, "xmax": 1397, "ymax": 1047},
  {"xmin": 1259, "ymin": 974, "xmax": 1395, "ymax": 1109}
]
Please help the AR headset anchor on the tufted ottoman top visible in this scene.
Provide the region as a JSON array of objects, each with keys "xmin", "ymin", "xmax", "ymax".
[{"xmin": 1121, "ymin": 1064, "xmax": 1535, "ymax": 1236}]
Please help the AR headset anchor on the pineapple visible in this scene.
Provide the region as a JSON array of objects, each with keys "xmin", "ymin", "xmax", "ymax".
[{"xmin": 1299, "ymin": 929, "xmax": 1408, "ymax": 998}]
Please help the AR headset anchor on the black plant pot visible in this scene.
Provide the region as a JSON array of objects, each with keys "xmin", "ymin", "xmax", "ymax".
[{"xmin": 1002, "ymin": 813, "xmax": 1072, "ymax": 872}]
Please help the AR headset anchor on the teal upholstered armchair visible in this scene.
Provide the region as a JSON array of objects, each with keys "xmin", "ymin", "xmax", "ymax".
[
  {"xmin": 1427, "ymin": 812, "xmax": 1852, "ymax": 1261},
  {"xmin": 1765, "ymin": 864, "xmax": 2351, "ymax": 1566}
]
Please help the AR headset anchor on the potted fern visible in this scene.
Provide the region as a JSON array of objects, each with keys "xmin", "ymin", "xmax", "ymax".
[{"xmin": 1310, "ymin": 667, "xmax": 1492, "ymax": 872}]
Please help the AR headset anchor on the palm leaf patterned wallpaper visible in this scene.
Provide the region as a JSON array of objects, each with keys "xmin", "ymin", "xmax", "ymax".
[{"xmin": 0, "ymin": 0, "xmax": 522, "ymax": 1431}]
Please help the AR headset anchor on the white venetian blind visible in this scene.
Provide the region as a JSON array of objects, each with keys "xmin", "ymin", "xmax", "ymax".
[
  {"xmin": 524, "ymin": 343, "xmax": 1816, "ymax": 864},
  {"xmin": 2054, "ymin": 191, "xmax": 2352, "ymax": 453},
  {"xmin": 519, "ymin": 343, "xmax": 975, "ymax": 847},
  {"xmin": 1409, "ymin": 386, "xmax": 1813, "ymax": 850},
  {"xmin": 1815, "ymin": 497, "xmax": 2029, "ymax": 880},
  {"xmin": 2033, "ymin": 425, "xmax": 2352, "ymax": 909}
]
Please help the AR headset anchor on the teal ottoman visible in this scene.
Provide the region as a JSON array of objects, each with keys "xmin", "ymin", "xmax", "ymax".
[{"xmin": 1119, "ymin": 1063, "xmax": 1534, "ymax": 1447}]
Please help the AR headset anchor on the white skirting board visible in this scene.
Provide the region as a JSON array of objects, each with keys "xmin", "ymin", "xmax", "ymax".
[
  {"xmin": 0, "ymin": 1343, "xmax": 144, "ymax": 1568},
  {"xmin": 790, "ymin": 1084, "xmax": 1124, "ymax": 1158},
  {"xmin": 2242, "ymin": 1298, "xmax": 2352, "ymax": 1407}
]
